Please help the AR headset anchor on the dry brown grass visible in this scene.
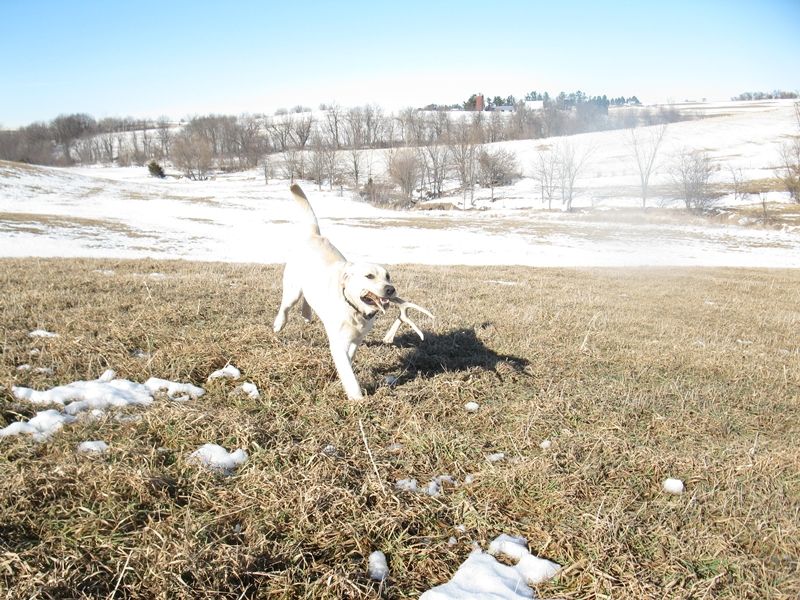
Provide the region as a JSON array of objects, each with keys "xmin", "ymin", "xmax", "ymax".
[{"xmin": 1, "ymin": 258, "xmax": 798, "ymax": 599}]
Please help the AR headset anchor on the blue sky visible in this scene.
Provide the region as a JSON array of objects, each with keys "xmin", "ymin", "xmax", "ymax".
[{"xmin": 1, "ymin": 0, "xmax": 798, "ymax": 127}]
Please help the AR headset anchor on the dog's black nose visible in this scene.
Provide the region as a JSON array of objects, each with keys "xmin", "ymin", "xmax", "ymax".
[{"xmin": 385, "ymin": 285, "xmax": 395, "ymax": 297}]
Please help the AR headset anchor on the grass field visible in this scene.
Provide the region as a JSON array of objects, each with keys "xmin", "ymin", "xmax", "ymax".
[{"xmin": 1, "ymin": 258, "xmax": 798, "ymax": 598}]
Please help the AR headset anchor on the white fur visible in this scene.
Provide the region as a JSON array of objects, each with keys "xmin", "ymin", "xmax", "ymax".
[{"xmin": 273, "ymin": 184, "xmax": 396, "ymax": 400}]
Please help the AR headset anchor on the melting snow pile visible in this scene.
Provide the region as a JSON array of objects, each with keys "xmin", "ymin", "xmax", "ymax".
[
  {"xmin": 0, "ymin": 409, "xmax": 76, "ymax": 442},
  {"xmin": 662, "ymin": 478, "xmax": 685, "ymax": 495},
  {"xmin": 239, "ymin": 382, "xmax": 260, "ymax": 399},
  {"xmin": 10, "ymin": 369, "xmax": 204, "ymax": 416},
  {"xmin": 1, "ymin": 369, "xmax": 205, "ymax": 440},
  {"xmin": 77, "ymin": 440, "xmax": 109, "ymax": 454},
  {"xmin": 421, "ymin": 534, "xmax": 561, "ymax": 599},
  {"xmin": 395, "ymin": 474, "xmax": 456, "ymax": 497},
  {"xmin": 368, "ymin": 550, "xmax": 389, "ymax": 582},
  {"xmin": 190, "ymin": 443, "xmax": 248, "ymax": 473},
  {"xmin": 29, "ymin": 329, "xmax": 59, "ymax": 338},
  {"xmin": 208, "ymin": 365, "xmax": 241, "ymax": 380}
]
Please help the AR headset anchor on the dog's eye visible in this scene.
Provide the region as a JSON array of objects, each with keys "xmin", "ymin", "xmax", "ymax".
[{"xmin": 366, "ymin": 274, "xmax": 375, "ymax": 279}]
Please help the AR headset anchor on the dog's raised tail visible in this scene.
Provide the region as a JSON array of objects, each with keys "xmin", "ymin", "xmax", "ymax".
[{"xmin": 290, "ymin": 183, "xmax": 321, "ymax": 236}]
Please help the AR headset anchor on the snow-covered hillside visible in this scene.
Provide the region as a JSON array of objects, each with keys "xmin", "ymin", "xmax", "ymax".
[{"xmin": 1, "ymin": 101, "xmax": 798, "ymax": 267}]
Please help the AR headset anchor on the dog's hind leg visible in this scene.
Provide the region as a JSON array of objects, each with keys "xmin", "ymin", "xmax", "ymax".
[{"xmin": 300, "ymin": 298, "xmax": 312, "ymax": 323}]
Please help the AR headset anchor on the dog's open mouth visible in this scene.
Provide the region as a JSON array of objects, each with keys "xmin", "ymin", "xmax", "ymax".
[{"xmin": 361, "ymin": 291, "xmax": 392, "ymax": 313}]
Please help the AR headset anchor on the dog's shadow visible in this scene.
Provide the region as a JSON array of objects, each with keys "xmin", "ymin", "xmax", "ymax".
[{"xmin": 371, "ymin": 326, "xmax": 529, "ymax": 385}]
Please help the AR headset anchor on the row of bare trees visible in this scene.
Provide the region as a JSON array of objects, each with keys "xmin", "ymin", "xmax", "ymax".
[
  {"xmin": 1, "ymin": 101, "xmax": 683, "ymax": 170},
  {"xmin": 531, "ymin": 125, "xmax": 719, "ymax": 213}
]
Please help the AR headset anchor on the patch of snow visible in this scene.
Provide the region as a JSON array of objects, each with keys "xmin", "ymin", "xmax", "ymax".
[
  {"xmin": 77, "ymin": 440, "xmax": 109, "ymax": 453},
  {"xmin": 539, "ymin": 439, "xmax": 552, "ymax": 450},
  {"xmin": 97, "ymin": 369, "xmax": 116, "ymax": 382},
  {"xmin": 239, "ymin": 381, "xmax": 260, "ymax": 399},
  {"xmin": 485, "ymin": 280, "xmax": 519, "ymax": 286},
  {"xmin": 464, "ymin": 401, "xmax": 480, "ymax": 412},
  {"xmin": 29, "ymin": 349, "xmax": 40, "ymax": 356},
  {"xmin": 368, "ymin": 550, "xmax": 389, "ymax": 582},
  {"xmin": 29, "ymin": 329, "xmax": 58, "ymax": 338},
  {"xmin": 421, "ymin": 534, "xmax": 561, "ymax": 599},
  {"xmin": 208, "ymin": 365, "xmax": 241, "ymax": 380},
  {"xmin": 486, "ymin": 452, "xmax": 506, "ymax": 463},
  {"xmin": 13, "ymin": 377, "xmax": 154, "ymax": 415},
  {"xmin": 0, "ymin": 409, "xmax": 76, "ymax": 441},
  {"xmin": 34, "ymin": 367, "xmax": 54, "ymax": 375},
  {"xmin": 395, "ymin": 478, "xmax": 419, "ymax": 493},
  {"xmin": 145, "ymin": 377, "xmax": 205, "ymax": 399},
  {"xmin": 425, "ymin": 475, "xmax": 455, "ymax": 497},
  {"xmin": 16, "ymin": 364, "xmax": 31, "ymax": 371},
  {"xmin": 662, "ymin": 478, "xmax": 685, "ymax": 495},
  {"xmin": 190, "ymin": 443, "xmax": 248, "ymax": 473},
  {"xmin": 488, "ymin": 534, "xmax": 561, "ymax": 585}
]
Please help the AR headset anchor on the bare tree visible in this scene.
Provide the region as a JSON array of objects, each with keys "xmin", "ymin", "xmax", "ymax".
[
  {"xmin": 477, "ymin": 146, "xmax": 519, "ymax": 201},
  {"xmin": 324, "ymin": 104, "xmax": 342, "ymax": 149},
  {"xmin": 260, "ymin": 155, "xmax": 272, "ymax": 185},
  {"xmin": 99, "ymin": 132, "xmax": 115, "ymax": 163},
  {"xmin": 388, "ymin": 148, "xmax": 420, "ymax": 200},
  {"xmin": 777, "ymin": 101, "xmax": 800, "ymax": 203},
  {"xmin": 280, "ymin": 149, "xmax": 300, "ymax": 182},
  {"xmin": 418, "ymin": 143, "xmax": 449, "ymax": 198},
  {"xmin": 533, "ymin": 148, "xmax": 560, "ymax": 209},
  {"xmin": 156, "ymin": 117, "xmax": 172, "ymax": 159},
  {"xmin": 267, "ymin": 118, "xmax": 293, "ymax": 152},
  {"xmin": 363, "ymin": 104, "xmax": 384, "ymax": 148},
  {"xmin": 555, "ymin": 140, "xmax": 593, "ymax": 211},
  {"xmin": 347, "ymin": 147, "xmax": 363, "ymax": 186},
  {"xmin": 627, "ymin": 123, "xmax": 668, "ymax": 208},
  {"xmin": 172, "ymin": 131, "xmax": 213, "ymax": 180},
  {"xmin": 778, "ymin": 137, "xmax": 800, "ymax": 202},
  {"xmin": 51, "ymin": 113, "xmax": 95, "ymax": 163},
  {"xmin": 447, "ymin": 121, "xmax": 480, "ymax": 208},
  {"xmin": 290, "ymin": 114, "xmax": 314, "ymax": 150},
  {"xmin": 308, "ymin": 135, "xmax": 329, "ymax": 190},
  {"xmin": 669, "ymin": 147, "xmax": 716, "ymax": 211},
  {"xmin": 728, "ymin": 165, "xmax": 746, "ymax": 203},
  {"xmin": 323, "ymin": 143, "xmax": 342, "ymax": 191},
  {"xmin": 233, "ymin": 114, "xmax": 263, "ymax": 168}
]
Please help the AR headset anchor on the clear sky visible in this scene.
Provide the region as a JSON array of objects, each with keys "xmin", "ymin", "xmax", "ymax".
[{"xmin": 1, "ymin": 0, "xmax": 798, "ymax": 127}]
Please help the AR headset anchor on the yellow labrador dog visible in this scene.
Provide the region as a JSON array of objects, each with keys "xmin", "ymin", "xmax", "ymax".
[{"xmin": 275, "ymin": 184, "xmax": 428, "ymax": 400}]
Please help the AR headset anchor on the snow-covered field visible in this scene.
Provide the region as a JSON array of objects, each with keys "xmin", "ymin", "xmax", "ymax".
[{"xmin": 1, "ymin": 100, "xmax": 798, "ymax": 267}]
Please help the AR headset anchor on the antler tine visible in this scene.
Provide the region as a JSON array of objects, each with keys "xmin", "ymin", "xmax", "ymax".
[{"xmin": 383, "ymin": 297, "xmax": 434, "ymax": 344}]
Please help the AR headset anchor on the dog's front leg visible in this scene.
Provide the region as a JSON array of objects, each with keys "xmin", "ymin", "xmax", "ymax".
[{"xmin": 328, "ymin": 331, "xmax": 364, "ymax": 400}]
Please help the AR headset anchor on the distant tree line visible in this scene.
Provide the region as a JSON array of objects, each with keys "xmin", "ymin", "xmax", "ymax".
[
  {"xmin": 731, "ymin": 90, "xmax": 798, "ymax": 101},
  {"xmin": 0, "ymin": 89, "xmax": 687, "ymax": 171}
]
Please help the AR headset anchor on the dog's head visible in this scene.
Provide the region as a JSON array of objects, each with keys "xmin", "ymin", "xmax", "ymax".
[{"xmin": 342, "ymin": 262, "xmax": 396, "ymax": 316}]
